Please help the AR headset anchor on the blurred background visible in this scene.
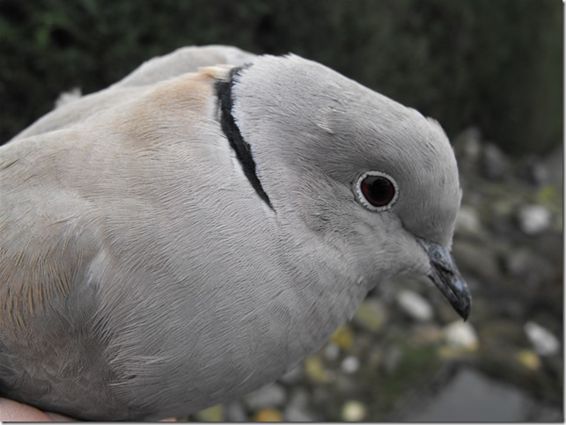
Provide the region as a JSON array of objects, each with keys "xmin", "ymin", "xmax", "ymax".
[{"xmin": 0, "ymin": 0, "xmax": 563, "ymax": 421}]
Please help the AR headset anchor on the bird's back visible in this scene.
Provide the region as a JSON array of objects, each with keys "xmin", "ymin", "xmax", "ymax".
[{"xmin": 0, "ymin": 67, "xmax": 267, "ymax": 419}]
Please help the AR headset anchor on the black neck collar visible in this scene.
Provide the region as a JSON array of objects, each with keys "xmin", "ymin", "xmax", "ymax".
[{"xmin": 215, "ymin": 66, "xmax": 274, "ymax": 211}]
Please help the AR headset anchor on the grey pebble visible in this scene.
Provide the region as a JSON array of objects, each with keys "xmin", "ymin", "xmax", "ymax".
[{"xmin": 244, "ymin": 383, "xmax": 287, "ymax": 410}]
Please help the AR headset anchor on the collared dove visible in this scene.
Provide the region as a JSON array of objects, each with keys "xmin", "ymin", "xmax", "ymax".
[{"xmin": 0, "ymin": 46, "xmax": 470, "ymax": 420}]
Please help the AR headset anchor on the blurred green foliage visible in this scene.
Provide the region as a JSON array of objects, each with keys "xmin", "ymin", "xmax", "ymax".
[{"xmin": 0, "ymin": 0, "xmax": 562, "ymax": 154}]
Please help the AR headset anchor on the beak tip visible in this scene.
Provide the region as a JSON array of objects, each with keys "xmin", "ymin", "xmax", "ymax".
[
  {"xmin": 420, "ymin": 240, "xmax": 472, "ymax": 321},
  {"xmin": 455, "ymin": 286, "xmax": 472, "ymax": 320},
  {"xmin": 449, "ymin": 285, "xmax": 471, "ymax": 321},
  {"xmin": 459, "ymin": 302, "xmax": 471, "ymax": 321}
]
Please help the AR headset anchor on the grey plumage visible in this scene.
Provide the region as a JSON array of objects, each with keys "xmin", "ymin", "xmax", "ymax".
[
  {"xmin": 0, "ymin": 45, "xmax": 469, "ymax": 420},
  {"xmin": 13, "ymin": 45, "xmax": 255, "ymax": 141}
]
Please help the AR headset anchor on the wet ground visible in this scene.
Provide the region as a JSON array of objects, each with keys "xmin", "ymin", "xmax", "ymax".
[{"xmin": 404, "ymin": 368, "xmax": 561, "ymax": 422}]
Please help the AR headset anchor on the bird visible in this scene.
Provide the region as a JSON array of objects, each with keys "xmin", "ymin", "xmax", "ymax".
[{"xmin": 0, "ymin": 45, "xmax": 471, "ymax": 420}]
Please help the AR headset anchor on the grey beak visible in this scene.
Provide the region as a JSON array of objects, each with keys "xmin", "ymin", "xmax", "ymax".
[{"xmin": 420, "ymin": 240, "xmax": 471, "ymax": 320}]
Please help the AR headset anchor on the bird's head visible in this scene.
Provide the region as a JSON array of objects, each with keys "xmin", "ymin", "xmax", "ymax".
[{"xmin": 221, "ymin": 54, "xmax": 471, "ymax": 319}]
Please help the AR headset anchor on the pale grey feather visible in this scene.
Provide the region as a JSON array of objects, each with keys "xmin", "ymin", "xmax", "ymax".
[{"xmin": 0, "ymin": 47, "xmax": 466, "ymax": 420}]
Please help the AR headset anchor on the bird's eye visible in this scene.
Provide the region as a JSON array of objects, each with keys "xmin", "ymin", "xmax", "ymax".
[{"xmin": 354, "ymin": 171, "xmax": 398, "ymax": 211}]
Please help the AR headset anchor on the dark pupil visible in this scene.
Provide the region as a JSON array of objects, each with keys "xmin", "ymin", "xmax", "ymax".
[{"xmin": 361, "ymin": 175, "xmax": 395, "ymax": 207}]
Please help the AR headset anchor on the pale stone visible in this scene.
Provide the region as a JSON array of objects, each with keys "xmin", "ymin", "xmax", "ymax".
[
  {"xmin": 443, "ymin": 321, "xmax": 479, "ymax": 350},
  {"xmin": 341, "ymin": 356, "xmax": 360, "ymax": 374},
  {"xmin": 518, "ymin": 205, "xmax": 551, "ymax": 235},
  {"xmin": 245, "ymin": 383, "xmax": 286, "ymax": 410},
  {"xmin": 397, "ymin": 290, "xmax": 433, "ymax": 321},
  {"xmin": 341, "ymin": 400, "xmax": 367, "ymax": 422},
  {"xmin": 524, "ymin": 321, "xmax": 560, "ymax": 356}
]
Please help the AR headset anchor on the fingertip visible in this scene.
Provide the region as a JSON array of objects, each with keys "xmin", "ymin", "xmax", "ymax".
[{"xmin": 0, "ymin": 397, "xmax": 53, "ymax": 422}]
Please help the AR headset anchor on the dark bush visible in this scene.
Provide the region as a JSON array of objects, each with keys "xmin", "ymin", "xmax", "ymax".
[{"xmin": 0, "ymin": 0, "xmax": 562, "ymax": 155}]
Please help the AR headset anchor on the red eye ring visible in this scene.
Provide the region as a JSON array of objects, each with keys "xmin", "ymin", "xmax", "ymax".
[{"xmin": 354, "ymin": 171, "xmax": 398, "ymax": 211}]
